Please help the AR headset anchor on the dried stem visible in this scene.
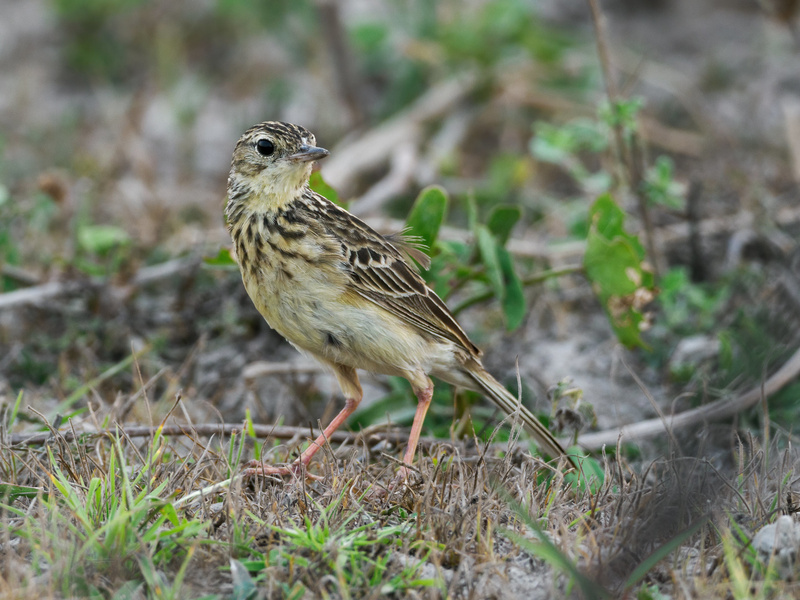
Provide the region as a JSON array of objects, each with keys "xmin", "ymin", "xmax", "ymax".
[
  {"xmin": 579, "ymin": 344, "xmax": 800, "ymax": 449},
  {"xmin": 9, "ymin": 422, "xmax": 426, "ymax": 448},
  {"xmin": 316, "ymin": 0, "xmax": 366, "ymax": 128},
  {"xmin": 586, "ymin": 0, "xmax": 660, "ymax": 277}
]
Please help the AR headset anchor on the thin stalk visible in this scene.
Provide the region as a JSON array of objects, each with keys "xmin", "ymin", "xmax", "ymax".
[
  {"xmin": 451, "ymin": 264, "xmax": 584, "ymax": 316},
  {"xmin": 586, "ymin": 0, "xmax": 659, "ymax": 277}
]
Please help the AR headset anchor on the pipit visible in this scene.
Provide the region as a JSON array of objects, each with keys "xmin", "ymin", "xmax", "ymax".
[{"xmin": 226, "ymin": 121, "xmax": 576, "ymax": 480}]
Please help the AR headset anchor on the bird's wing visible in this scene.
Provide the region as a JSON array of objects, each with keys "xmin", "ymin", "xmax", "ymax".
[{"xmin": 302, "ymin": 189, "xmax": 481, "ymax": 357}]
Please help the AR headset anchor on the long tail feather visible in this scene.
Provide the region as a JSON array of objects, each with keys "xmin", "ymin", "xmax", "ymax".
[{"xmin": 468, "ymin": 367, "xmax": 578, "ymax": 470}]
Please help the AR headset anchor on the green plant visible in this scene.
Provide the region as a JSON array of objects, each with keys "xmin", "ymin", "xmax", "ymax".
[
  {"xmin": 658, "ymin": 267, "xmax": 729, "ymax": 335},
  {"xmin": 531, "ymin": 118, "xmax": 611, "ymax": 195},
  {"xmin": 2, "ymin": 433, "xmax": 208, "ymax": 597},
  {"xmin": 74, "ymin": 222, "xmax": 133, "ymax": 277},
  {"xmin": 406, "ymin": 185, "xmax": 531, "ymax": 331},
  {"xmin": 495, "ymin": 484, "xmax": 608, "ymax": 600},
  {"xmin": 642, "ymin": 156, "xmax": 685, "ymax": 210},
  {"xmin": 239, "ymin": 490, "xmax": 441, "ymax": 598},
  {"xmin": 50, "ymin": 0, "xmax": 148, "ymax": 82},
  {"xmin": 583, "ymin": 194, "xmax": 656, "ymax": 348}
]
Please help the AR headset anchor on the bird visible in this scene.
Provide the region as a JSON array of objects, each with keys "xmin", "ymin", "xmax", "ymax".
[{"xmin": 225, "ymin": 121, "xmax": 576, "ymax": 481}]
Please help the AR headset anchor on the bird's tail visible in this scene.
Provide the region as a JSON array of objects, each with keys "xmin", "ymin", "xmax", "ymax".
[{"xmin": 467, "ymin": 367, "xmax": 578, "ymax": 470}]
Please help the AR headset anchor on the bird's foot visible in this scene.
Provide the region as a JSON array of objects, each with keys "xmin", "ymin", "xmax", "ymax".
[{"xmin": 242, "ymin": 459, "xmax": 323, "ymax": 481}]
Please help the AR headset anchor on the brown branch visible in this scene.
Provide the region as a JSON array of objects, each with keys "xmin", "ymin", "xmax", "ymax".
[
  {"xmin": 321, "ymin": 73, "xmax": 478, "ymax": 195},
  {"xmin": 369, "ymin": 217, "xmax": 586, "ymax": 262},
  {"xmin": 783, "ymin": 97, "xmax": 800, "ymax": 184},
  {"xmin": 8, "ymin": 420, "xmax": 560, "ymax": 463},
  {"xmin": 349, "ymin": 140, "xmax": 419, "ymax": 214},
  {"xmin": 503, "ymin": 82, "xmax": 705, "ymax": 157},
  {"xmin": 315, "ymin": 0, "xmax": 366, "ymax": 128},
  {"xmin": 0, "ymin": 256, "xmax": 201, "ymax": 311},
  {"xmin": 0, "ymin": 264, "xmax": 41, "ymax": 287},
  {"xmin": 0, "ymin": 280, "xmax": 83, "ymax": 311},
  {"xmin": 242, "ymin": 361, "xmax": 325, "ymax": 381},
  {"xmin": 7, "ymin": 420, "xmax": 577, "ymax": 473},
  {"xmin": 686, "ymin": 181, "xmax": 707, "ymax": 282},
  {"xmin": 7, "ymin": 422, "xmax": 427, "ymax": 449},
  {"xmin": 578, "ymin": 344, "xmax": 800, "ymax": 450},
  {"xmin": 587, "ymin": 0, "xmax": 659, "ymax": 277}
]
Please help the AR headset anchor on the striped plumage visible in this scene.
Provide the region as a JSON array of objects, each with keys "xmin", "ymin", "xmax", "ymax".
[{"xmin": 226, "ymin": 121, "xmax": 576, "ymax": 480}]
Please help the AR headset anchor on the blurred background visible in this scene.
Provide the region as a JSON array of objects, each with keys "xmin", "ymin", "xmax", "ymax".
[{"xmin": 1, "ymin": 0, "xmax": 799, "ymax": 449}]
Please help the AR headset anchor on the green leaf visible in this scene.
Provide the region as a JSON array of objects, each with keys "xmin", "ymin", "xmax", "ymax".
[
  {"xmin": 476, "ymin": 225, "xmax": 504, "ymax": 301},
  {"xmin": 475, "ymin": 225, "xmax": 529, "ymax": 329},
  {"xmin": 494, "ymin": 485, "xmax": 610, "ymax": 600},
  {"xmin": 7, "ymin": 389, "xmax": 23, "ymax": 430},
  {"xmin": 497, "ymin": 247, "xmax": 525, "ymax": 330},
  {"xmin": 427, "ymin": 240, "xmax": 472, "ymax": 298},
  {"xmin": 0, "ymin": 483, "xmax": 46, "ymax": 502},
  {"xmin": 624, "ymin": 517, "xmax": 709, "ymax": 591},
  {"xmin": 563, "ymin": 451, "xmax": 604, "ymax": 493},
  {"xmin": 590, "ymin": 194, "xmax": 644, "ymax": 255},
  {"xmin": 531, "ymin": 119, "xmax": 608, "ymax": 165},
  {"xmin": 585, "ymin": 235, "xmax": 639, "ymax": 295},
  {"xmin": 230, "ymin": 559, "xmax": 259, "ymax": 600},
  {"xmin": 309, "ymin": 171, "xmax": 340, "ymax": 205},
  {"xmin": 203, "ymin": 247, "xmax": 238, "ymax": 269},
  {"xmin": 642, "ymin": 156, "xmax": 686, "ymax": 210},
  {"xmin": 487, "ymin": 205, "xmax": 521, "ymax": 246},
  {"xmin": 530, "ymin": 134, "xmax": 569, "ymax": 164},
  {"xmin": 599, "ymin": 97, "xmax": 644, "ymax": 132},
  {"xmin": 583, "ymin": 194, "xmax": 656, "ymax": 348},
  {"xmin": 77, "ymin": 224, "xmax": 130, "ymax": 255},
  {"xmin": 405, "ymin": 185, "xmax": 448, "ymax": 249}
]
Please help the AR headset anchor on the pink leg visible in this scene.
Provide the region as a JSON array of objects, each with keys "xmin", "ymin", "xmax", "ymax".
[
  {"xmin": 245, "ymin": 364, "xmax": 362, "ymax": 480},
  {"xmin": 395, "ymin": 382, "xmax": 433, "ymax": 483}
]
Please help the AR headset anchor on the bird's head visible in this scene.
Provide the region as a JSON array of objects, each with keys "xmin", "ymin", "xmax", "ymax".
[{"xmin": 227, "ymin": 121, "xmax": 329, "ymax": 213}]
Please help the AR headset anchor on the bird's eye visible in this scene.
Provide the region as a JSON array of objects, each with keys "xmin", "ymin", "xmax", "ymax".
[{"xmin": 256, "ymin": 139, "xmax": 275, "ymax": 156}]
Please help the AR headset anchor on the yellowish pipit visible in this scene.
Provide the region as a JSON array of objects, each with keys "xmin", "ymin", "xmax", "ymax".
[{"xmin": 225, "ymin": 121, "xmax": 576, "ymax": 480}]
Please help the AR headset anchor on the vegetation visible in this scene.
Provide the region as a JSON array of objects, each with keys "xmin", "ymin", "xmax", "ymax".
[{"xmin": 2, "ymin": 0, "xmax": 800, "ymax": 598}]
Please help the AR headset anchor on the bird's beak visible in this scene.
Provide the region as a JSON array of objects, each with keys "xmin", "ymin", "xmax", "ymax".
[{"xmin": 287, "ymin": 144, "xmax": 330, "ymax": 163}]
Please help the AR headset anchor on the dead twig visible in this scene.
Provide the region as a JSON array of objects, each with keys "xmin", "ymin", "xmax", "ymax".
[
  {"xmin": 321, "ymin": 72, "xmax": 478, "ymax": 195},
  {"xmin": 503, "ymin": 82, "xmax": 705, "ymax": 157},
  {"xmin": 8, "ymin": 418, "xmax": 578, "ymax": 471},
  {"xmin": 315, "ymin": 0, "xmax": 366, "ymax": 129},
  {"xmin": 373, "ymin": 203, "xmax": 800, "ymax": 266},
  {"xmin": 369, "ymin": 217, "xmax": 586, "ymax": 262},
  {"xmin": 0, "ymin": 281, "xmax": 84, "ymax": 310},
  {"xmin": 587, "ymin": 0, "xmax": 659, "ymax": 277},
  {"xmin": 242, "ymin": 361, "xmax": 325, "ymax": 381},
  {"xmin": 782, "ymin": 96, "xmax": 800, "ymax": 184},
  {"xmin": 7, "ymin": 421, "xmax": 438, "ymax": 450},
  {"xmin": 578, "ymin": 344, "xmax": 800, "ymax": 449},
  {"xmin": 349, "ymin": 140, "xmax": 419, "ymax": 214},
  {"xmin": 686, "ymin": 181, "xmax": 707, "ymax": 282},
  {"xmin": 0, "ymin": 256, "xmax": 201, "ymax": 311},
  {"xmin": 0, "ymin": 264, "xmax": 41, "ymax": 287},
  {"xmin": 659, "ymin": 204, "xmax": 800, "ymax": 250}
]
